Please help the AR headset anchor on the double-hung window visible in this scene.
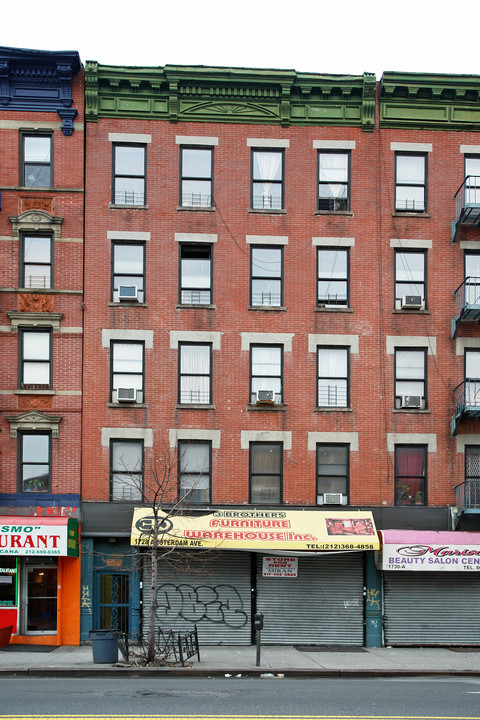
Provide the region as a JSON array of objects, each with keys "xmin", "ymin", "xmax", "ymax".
[
  {"xmin": 251, "ymin": 150, "xmax": 284, "ymax": 210},
  {"xmin": 110, "ymin": 440, "xmax": 143, "ymax": 501},
  {"xmin": 113, "ymin": 144, "xmax": 146, "ymax": 206},
  {"xmin": 21, "ymin": 235, "xmax": 53, "ymax": 289},
  {"xmin": 180, "ymin": 147, "xmax": 213, "ymax": 207},
  {"xmin": 317, "ymin": 248, "xmax": 349, "ymax": 307},
  {"xmin": 21, "ymin": 133, "xmax": 52, "ymax": 188},
  {"xmin": 465, "ymin": 349, "xmax": 480, "ymax": 408},
  {"xmin": 178, "ymin": 440, "xmax": 211, "ymax": 504},
  {"xmin": 395, "ymin": 348, "xmax": 426, "ymax": 409},
  {"xmin": 20, "ymin": 328, "xmax": 51, "ymax": 390},
  {"xmin": 251, "ymin": 246, "xmax": 283, "ymax": 307},
  {"xmin": 249, "ymin": 442, "xmax": 282, "ymax": 504},
  {"xmin": 465, "ymin": 446, "xmax": 480, "ymax": 508},
  {"xmin": 395, "ymin": 153, "xmax": 427, "ymax": 212},
  {"xmin": 317, "ymin": 347, "xmax": 349, "ymax": 408},
  {"xmin": 112, "ymin": 243, "xmax": 145, "ymax": 302},
  {"xmin": 465, "ymin": 156, "xmax": 480, "ymax": 204},
  {"xmin": 464, "ymin": 253, "xmax": 480, "ymax": 306},
  {"xmin": 19, "ymin": 432, "xmax": 51, "ymax": 492},
  {"xmin": 180, "ymin": 244, "xmax": 212, "ymax": 304},
  {"xmin": 178, "ymin": 343, "xmax": 212, "ymax": 404},
  {"xmin": 250, "ymin": 345, "xmax": 283, "ymax": 404},
  {"xmin": 111, "ymin": 341, "xmax": 144, "ymax": 403},
  {"xmin": 318, "ymin": 151, "xmax": 350, "ymax": 211},
  {"xmin": 395, "ymin": 445, "xmax": 427, "ymax": 505},
  {"xmin": 316, "ymin": 445, "xmax": 349, "ymax": 505},
  {"xmin": 395, "ymin": 251, "xmax": 426, "ymax": 309}
]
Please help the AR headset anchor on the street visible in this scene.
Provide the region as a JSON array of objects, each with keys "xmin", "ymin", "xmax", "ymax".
[{"xmin": 2, "ymin": 676, "xmax": 480, "ymax": 719}]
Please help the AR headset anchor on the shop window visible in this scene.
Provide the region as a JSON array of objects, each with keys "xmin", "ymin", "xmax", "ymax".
[
  {"xmin": 317, "ymin": 248, "xmax": 349, "ymax": 307},
  {"xmin": 250, "ymin": 345, "xmax": 283, "ymax": 404},
  {"xmin": 251, "ymin": 149, "xmax": 284, "ymax": 210},
  {"xmin": 111, "ymin": 341, "xmax": 144, "ymax": 404},
  {"xmin": 20, "ymin": 328, "xmax": 52, "ymax": 390},
  {"xmin": 395, "ymin": 445, "xmax": 427, "ymax": 505},
  {"xmin": 316, "ymin": 444, "xmax": 349, "ymax": 505},
  {"xmin": 317, "ymin": 347, "xmax": 349, "ymax": 407},
  {"xmin": 249, "ymin": 442, "xmax": 282, "ymax": 504},
  {"xmin": 178, "ymin": 343, "xmax": 212, "ymax": 404},
  {"xmin": 21, "ymin": 133, "xmax": 52, "ymax": 188},
  {"xmin": 110, "ymin": 439, "xmax": 143, "ymax": 501},
  {"xmin": 180, "ymin": 147, "xmax": 213, "ymax": 207},
  {"xmin": 20, "ymin": 235, "xmax": 53, "ymax": 289},
  {"xmin": 318, "ymin": 151, "xmax": 350, "ymax": 211},
  {"xmin": 112, "ymin": 242, "xmax": 145, "ymax": 303},
  {"xmin": 112, "ymin": 144, "xmax": 146, "ymax": 205},
  {"xmin": 0, "ymin": 559, "xmax": 18, "ymax": 608},
  {"xmin": 395, "ymin": 153, "xmax": 427, "ymax": 212},
  {"xmin": 251, "ymin": 246, "xmax": 283, "ymax": 307},
  {"xmin": 178, "ymin": 440, "xmax": 211, "ymax": 504},
  {"xmin": 394, "ymin": 348, "xmax": 426, "ymax": 409},
  {"xmin": 395, "ymin": 251, "xmax": 426, "ymax": 309},
  {"xmin": 18, "ymin": 432, "xmax": 51, "ymax": 492},
  {"xmin": 179, "ymin": 244, "xmax": 212, "ymax": 304}
]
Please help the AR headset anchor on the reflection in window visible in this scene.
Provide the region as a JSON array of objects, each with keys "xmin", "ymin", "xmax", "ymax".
[
  {"xmin": 179, "ymin": 441, "xmax": 211, "ymax": 503},
  {"xmin": 251, "ymin": 246, "xmax": 282, "ymax": 306},
  {"xmin": 317, "ymin": 248, "xmax": 348, "ymax": 306},
  {"xmin": 395, "ymin": 153, "xmax": 426, "ymax": 212},
  {"xmin": 180, "ymin": 244, "xmax": 212, "ymax": 304},
  {"xmin": 113, "ymin": 144, "xmax": 146, "ymax": 205},
  {"xmin": 111, "ymin": 440, "xmax": 143, "ymax": 501},
  {"xmin": 111, "ymin": 342, "xmax": 144, "ymax": 403},
  {"xmin": 318, "ymin": 152, "xmax": 350, "ymax": 211},
  {"xmin": 395, "ymin": 251, "xmax": 425, "ymax": 307},
  {"xmin": 21, "ymin": 236, "xmax": 52, "ymax": 289},
  {"xmin": 181, "ymin": 148, "xmax": 213, "ymax": 207},
  {"xmin": 395, "ymin": 348, "xmax": 426, "ymax": 409},
  {"xmin": 22, "ymin": 134, "xmax": 52, "ymax": 188},
  {"xmin": 250, "ymin": 442, "xmax": 282, "ymax": 504},
  {"xmin": 112, "ymin": 243, "xmax": 145, "ymax": 302},
  {"xmin": 316, "ymin": 445, "xmax": 349, "ymax": 502},
  {"xmin": 250, "ymin": 345, "xmax": 282, "ymax": 404},
  {"xmin": 19, "ymin": 433, "xmax": 51, "ymax": 492}
]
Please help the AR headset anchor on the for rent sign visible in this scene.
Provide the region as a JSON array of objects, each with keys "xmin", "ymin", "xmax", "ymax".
[
  {"xmin": 262, "ymin": 556, "xmax": 298, "ymax": 577},
  {"xmin": 0, "ymin": 517, "xmax": 79, "ymax": 557},
  {"xmin": 381, "ymin": 530, "xmax": 480, "ymax": 572}
]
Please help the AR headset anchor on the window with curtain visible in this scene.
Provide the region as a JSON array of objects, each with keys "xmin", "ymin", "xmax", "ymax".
[
  {"xmin": 111, "ymin": 342, "xmax": 144, "ymax": 403},
  {"xmin": 318, "ymin": 152, "xmax": 350, "ymax": 211},
  {"xmin": 251, "ymin": 150, "xmax": 283, "ymax": 209},
  {"xmin": 250, "ymin": 345, "xmax": 282, "ymax": 404},
  {"xmin": 110, "ymin": 440, "xmax": 143, "ymax": 501},
  {"xmin": 395, "ymin": 445, "xmax": 426, "ymax": 505},
  {"xmin": 112, "ymin": 243, "xmax": 145, "ymax": 302},
  {"xmin": 249, "ymin": 442, "xmax": 282, "ymax": 504},
  {"xmin": 180, "ymin": 244, "xmax": 212, "ymax": 304},
  {"xmin": 395, "ymin": 153, "xmax": 426, "ymax": 212},
  {"xmin": 395, "ymin": 348, "xmax": 426, "ymax": 408},
  {"xmin": 317, "ymin": 347, "xmax": 349, "ymax": 407},
  {"xmin": 180, "ymin": 147, "xmax": 213, "ymax": 207},
  {"xmin": 178, "ymin": 441, "xmax": 211, "ymax": 504},
  {"xmin": 251, "ymin": 246, "xmax": 282, "ymax": 306},
  {"xmin": 179, "ymin": 343, "xmax": 212, "ymax": 404},
  {"xmin": 317, "ymin": 248, "xmax": 349, "ymax": 306},
  {"xmin": 316, "ymin": 445, "xmax": 349, "ymax": 503},
  {"xmin": 395, "ymin": 251, "xmax": 426, "ymax": 308}
]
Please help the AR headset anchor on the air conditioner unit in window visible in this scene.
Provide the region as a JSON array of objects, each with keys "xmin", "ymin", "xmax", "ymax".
[
  {"xmin": 118, "ymin": 285, "xmax": 138, "ymax": 301},
  {"xmin": 116, "ymin": 387, "xmax": 136, "ymax": 402},
  {"xmin": 401, "ymin": 295, "xmax": 423, "ymax": 309},
  {"xmin": 401, "ymin": 395, "xmax": 422, "ymax": 408},
  {"xmin": 256, "ymin": 389, "xmax": 274, "ymax": 403},
  {"xmin": 318, "ymin": 493, "xmax": 347, "ymax": 505}
]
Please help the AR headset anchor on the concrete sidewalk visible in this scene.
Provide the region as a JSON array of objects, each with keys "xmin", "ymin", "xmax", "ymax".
[{"xmin": 0, "ymin": 643, "xmax": 479, "ymax": 677}]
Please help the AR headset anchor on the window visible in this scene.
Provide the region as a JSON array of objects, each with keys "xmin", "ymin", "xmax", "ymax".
[
  {"xmin": 395, "ymin": 445, "xmax": 426, "ymax": 505},
  {"xmin": 317, "ymin": 248, "xmax": 349, "ymax": 307},
  {"xmin": 395, "ymin": 251, "xmax": 426, "ymax": 308},
  {"xmin": 20, "ymin": 329, "xmax": 51, "ymax": 389},
  {"xmin": 464, "ymin": 253, "xmax": 480, "ymax": 305},
  {"xmin": 465, "ymin": 156, "xmax": 480, "ymax": 204},
  {"xmin": 20, "ymin": 234, "xmax": 53, "ymax": 289},
  {"xmin": 465, "ymin": 349, "xmax": 480, "ymax": 407},
  {"xmin": 465, "ymin": 446, "xmax": 480, "ymax": 506},
  {"xmin": 112, "ymin": 144, "xmax": 146, "ymax": 205},
  {"xmin": 178, "ymin": 440, "xmax": 211, "ymax": 504},
  {"xmin": 395, "ymin": 153, "xmax": 427, "ymax": 212},
  {"xmin": 251, "ymin": 149, "xmax": 284, "ymax": 210},
  {"xmin": 18, "ymin": 432, "xmax": 51, "ymax": 492},
  {"xmin": 111, "ymin": 342, "xmax": 144, "ymax": 403},
  {"xmin": 180, "ymin": 244, "xmax": 212, "ymax": 304},
  {"xmin": 21, "ymin": 133, "xmax": 52, "ymax": 188},
  {"xmin": 317, "ymin": 347, "xmax": 348, "ymax": 407},
  {"xmin": 110, "ymin": 440, "xmax": 143, "ymax": 501},
  {"xmin": 112, "ymin": 243, "xmax": 145, "ymax": 302},
  {"xmin": 178, "ymin": 343, "xmax": 211, "ymax": 404},
  {"xmin": 316, "ymin": 445, "xmax": 349, "ymax": 504},
  {"xmin": 395, "ymin": 348, "xmax": 426, "ymax": 409},
  {"xmin": 251, "ymin": 246, "xmax": 282, "ymax": 307},
  {"xmin": 250, "ymin": 345, "xmax": 282, "ymax": 404},
  {"xmin": 249, "ymin": 442, "xmax": 282, "ymax": 504},
  {"xmin": 180, "ymin": 147, "xmax": 213, "ymax": 207},
  {"xmin": 318, "ymin": 151, "xmax": 350, "ymax": 211}
]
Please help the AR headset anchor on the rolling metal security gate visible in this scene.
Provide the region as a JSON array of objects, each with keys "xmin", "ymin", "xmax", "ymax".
[
  {"xmin": 256, "ymin": 553, "xmax": 364, "ymax": 645},
  {"xmin": 142, "ymin": 550, "xmax": 252, "ymax": 645},
  {"xmin": 384, "ymin": 571, "xmax": 480, "ymax": 645}
]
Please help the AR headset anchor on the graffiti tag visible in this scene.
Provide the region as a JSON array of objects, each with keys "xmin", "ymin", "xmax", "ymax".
[
  {"xmin": 156, "ymin": 583, "xmax": 248, "ymax": 628},
  {"xmin": 81, "ymin": 584, "xmax": 92, "ymax": 612},
  {"xmin": 366, "ymin": 588, "xmax": 381, "ymax": 610}
]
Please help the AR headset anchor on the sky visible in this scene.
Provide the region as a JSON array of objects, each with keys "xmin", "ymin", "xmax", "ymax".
[{"xmin": 3, "ymin": 0, "xmax": 480, "ymax": 80}]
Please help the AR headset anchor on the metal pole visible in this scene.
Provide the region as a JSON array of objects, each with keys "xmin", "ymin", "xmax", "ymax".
[{"xmin": 256, "ymin": 629, "xmax": 261, "ymax": 666}]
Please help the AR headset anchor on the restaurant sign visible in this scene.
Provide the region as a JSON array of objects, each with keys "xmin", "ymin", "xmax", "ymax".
[
  {"xmin": 0, "ymin": 516, "xmax": 79, "ymax": 557},
  {"xmin": 131, "ymin": 508, "xmax": 379, "ymax": 551},
  {"xmin": 381, "ymin": 530, "xmax": 480, "ymax": 572}
]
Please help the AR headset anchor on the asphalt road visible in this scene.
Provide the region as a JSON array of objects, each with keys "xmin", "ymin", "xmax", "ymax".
[{"xmin": 2, "ymin": 676, "xmax": 480, "ymax": 718}]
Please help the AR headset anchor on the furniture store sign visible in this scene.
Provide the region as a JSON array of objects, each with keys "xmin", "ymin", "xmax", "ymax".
[
  {"xmin": 383, "ymin": 542, "xmax": 480, "ymax": 572},
  {"xmin": 0, "ymin": 517, "xmax": 79, "ymax": 557}
]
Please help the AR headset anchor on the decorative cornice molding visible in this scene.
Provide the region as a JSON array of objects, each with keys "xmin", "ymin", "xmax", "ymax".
[
  {"xmin": 9, "ymin": 210, "xmax": 63, "ymax": 238},
  {"xmin": 6, "ymin": 410, "xmax": 62, "ymax": 438}
]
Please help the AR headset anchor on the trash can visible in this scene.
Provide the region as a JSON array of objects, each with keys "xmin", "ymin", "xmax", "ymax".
[{"xmin": 89, "ymin": 629, "xmax": 118, "ymax": 663}]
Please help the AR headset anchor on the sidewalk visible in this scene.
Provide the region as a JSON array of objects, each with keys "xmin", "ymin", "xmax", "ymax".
[{"xmin": 0, "ymin": 643, "xmax": 479, "ymax": 677}]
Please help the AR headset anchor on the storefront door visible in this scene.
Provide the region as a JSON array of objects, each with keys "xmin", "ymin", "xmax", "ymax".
[{"xmin": 23, "ymin": 563, "xmax": 58, "ymax": 634}]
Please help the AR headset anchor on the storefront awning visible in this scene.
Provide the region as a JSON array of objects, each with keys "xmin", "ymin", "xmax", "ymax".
[
  {"xmin": 380, "ymin": 529, "xmax": 480, "ymax": 572},
  {"xmin": 131, "ymin": 508, "xmax": 380, "ymax": 551},
  {"xmin": 0, "ymin": 516, "xmax": 79, "ymax": 557}
]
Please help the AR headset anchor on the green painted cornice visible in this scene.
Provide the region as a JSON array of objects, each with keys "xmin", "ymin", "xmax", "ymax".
[
  {"xmin": 380, "ymin": 71, "xmax": 480, "ymax": 130},
  {"xmin": 84, "ymin": 62, "xmax": 375, "ymax": 130}
]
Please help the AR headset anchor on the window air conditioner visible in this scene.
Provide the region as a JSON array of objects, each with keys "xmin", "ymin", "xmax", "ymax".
[
  {"xmin": 256, "ymin": 389, "xmax": 274, "ymax": 403},
  {"xmin": 118, "ymin": 285, "xmax": 138, "ymax": 301},
  {"xmin": 401, "ymin": 395, "xmax": 422, "ymax": 408},
  {"xmin": 116, "ymin": 387, "xmax": 136, "ymax": 402},
  {"xmin": 401, "ymin": 295, "xmax": 423, "ymax": 309},
  {"xmin": 318, "ymin": 493, "xmax": 347, "ymax": 505}
]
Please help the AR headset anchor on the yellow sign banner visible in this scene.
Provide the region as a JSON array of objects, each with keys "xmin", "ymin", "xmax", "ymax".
[{"xmin": 131, "ymin": 508, "xmax": 379, "ymax": 551}]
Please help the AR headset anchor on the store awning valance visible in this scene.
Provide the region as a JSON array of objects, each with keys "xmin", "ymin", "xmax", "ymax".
[
  {"xmin": 380, "ymin": 529, "xmax": 480, "ymax": 572},
  {"xmin": 0, "ymin": 516, "xmax": 79, "ymax": 557},
  {"xmin": 131, "ymin": 508, "xmax": 379, "ymax": 551}
]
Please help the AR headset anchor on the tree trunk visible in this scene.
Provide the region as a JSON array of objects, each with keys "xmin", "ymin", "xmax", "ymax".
[{"xmin": 146, "ymin": 516, "xmax": 159, "ymax": 663}]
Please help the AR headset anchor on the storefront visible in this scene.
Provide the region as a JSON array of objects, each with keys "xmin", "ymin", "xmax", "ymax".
[
  {"xmin": 381, "ymin": 530, "xmax": 480, "ymax": 646},
  {"xmin": 133, "ymin": 508, "xmax": 379, "ymax": 646},
  {"xmin": 0, "ymin": 516, "xmax": 80, "ymax": 645}
]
